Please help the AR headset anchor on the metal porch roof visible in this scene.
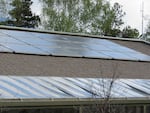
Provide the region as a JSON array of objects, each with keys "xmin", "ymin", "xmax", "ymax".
[{"xmin": 0, "ymin": 76, "xmax": 150, "ymax": 99}]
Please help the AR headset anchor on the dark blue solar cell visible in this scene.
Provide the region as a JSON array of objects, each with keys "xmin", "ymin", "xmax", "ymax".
[
  {"xmin": 1, "ymin": 30, "xmax": 51, "ymax": 45},
  {"xmin": 0, "ymin": 45, "xmax": 13, "ymax": 53},
  {"xmin": 35, "ymin": 45, "xmax": 111, "ymax": 58},
  {"xmin": 1, "ymin": 30, "xmax": 34, "ymax": 38},
  {"xmin": 100, "ymin": 51, "xmax": 138, "ymax": 60},
  {"xmin": 33, "ymin": 33, "xmax": 69, "ymax": 41},
  {"xmin": 51, "ymin": 48, "xmax": 82, "ymax": 57},
  {"xmin": 15, "ymin": 36, "xmax": 52, "ymax": 46},
  {"xmin": 0, "ymin": 35, "xmax": 25, "ymax": 45},
  {"xmin": 88, "ymin": 38, "xmax": 117, "ymax": 46},
  {"xmin": 55, "ymin": 41, "xmax": 88, "ymax": 48},
  {"xmin": 107, "ymin": 45, "xmax": 136, "ymax": 52},
  {"xmin": 128, "ymin": 52, "xmax": 150, "ymax": 61},
  {"xmin": 87, "ymin": 44, "xmax": 112, "ymax": 51},
  {"xmin": 62, "ymin": 35, "xmax": 91, "ymax": 42},
  {"xmin": 80, "ymin": 49, "xmax": 111, "ymax": 59},
  {"xmin": 1, "ymin": 43, "xmax": 49, "ymax": 55}
]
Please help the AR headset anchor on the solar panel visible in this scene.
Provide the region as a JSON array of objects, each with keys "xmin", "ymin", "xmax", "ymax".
[
  {"xmin": 0, "ymin": 29, "xmax": 150, "ymax": 61},
  {"xmin": 3, "ymin": 43, "xmax": 49, "ymax": 55},
  {"xmin": 131, "ymin": 52, "xmax": 150, "ymax": 61},
  {"xmin": 0, "ymin": 33, "xmax": 25, "ymax": 45},
  {"xmin": 100, "ymin": 51, "xmax": 138, "ymax": 60},
  {"xmin": 33, "ymin": 32, "xmax": 66, "ymax": 40},
  {"xmin": 0, "ymin": 45, "xmax": 13, "ymax": 53}
]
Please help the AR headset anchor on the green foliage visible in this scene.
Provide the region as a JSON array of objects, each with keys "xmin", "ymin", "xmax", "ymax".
[
  {"xmin": 41, "ymin": 0, "xmax": 81, "ymax": 32},
  {"xmin": 102, "ymin": 3, "xmax": 125, "ymax": 36},
  {"xmin": 122, "ymin": 26, "xmax": 139, "ymax": 38},
  {"xmin": 0, "ymin": 0, "xmax": 7, "ymax": 18},
  {"xmin": 0, "ymin": 0, "xmax": 11, "ymax": 25},
  {"xmin": 142, "ymin": 21, "xmax": 150, "ymax": 41},
  {"xmin": 41, "ymin": 0, "xmax": 125, "ymax": 35},
  {"xmin": 9, "ymin": 0, "xmax": 40, "ymax": 28},
  {"xmin": 146, "ymin": 21, "xmax": 150, "ymax": 35}
]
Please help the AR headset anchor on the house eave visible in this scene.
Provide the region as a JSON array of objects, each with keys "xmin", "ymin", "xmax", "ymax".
[{"xmin": 1, "ymin": 97, "xmax": 150, "ymax": 107}]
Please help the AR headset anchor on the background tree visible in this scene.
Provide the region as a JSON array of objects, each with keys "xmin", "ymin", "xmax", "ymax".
[
  {"xmin": 146, "ymin": 21, "xmax": 150, "ymax": 35},
  {"xmin": 100, "ymin": 3, "xmax": 125, "ymax": 36},
  {"xmin": 0, "ymin": 0, "xmax": 7, "ymax": 18},
  {"xmin": 41, "ymin": 0, "xmax": 79, "ymax": 32},
  {"xmin": 140, "ymin": 21, "xmax": 150, "ymax": 41},
  {"xmin": 122, "ymin": 26, "xmax": 139, "ymax": 38},
  {"xmin": 82, "ymin": 63, "xmax": 132, "ymax": 113},
  {"xmin": 0, "ymin": 0, "xmax": 10, "ymax": 25},
  {"xmin": 9, "ymin": 0, "xmax": 40, "ymax": 28},
  {"xmin": 40, "ymin": 0, "xmax": 125, "ymax": 36}
]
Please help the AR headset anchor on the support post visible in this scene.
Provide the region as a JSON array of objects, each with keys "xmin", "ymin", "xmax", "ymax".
[
  {"xmin": 79, "ymin": 106, "xmax": 82, "ymax": 113},
  {"xmin": 144, "ymin": 105, "xmax": 146, "ymax": 113}
]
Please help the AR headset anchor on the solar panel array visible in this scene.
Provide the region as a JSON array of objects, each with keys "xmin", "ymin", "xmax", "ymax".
[
  {"xmin": 0, "ymin": 76, "xmax": 150, "ymax": 99},
  {"xmin": 0, "ymin": 29, "xmax": 150, "ymax": 61}
]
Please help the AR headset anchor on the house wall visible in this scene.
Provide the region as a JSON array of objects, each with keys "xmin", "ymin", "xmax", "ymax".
[{"xmin": 0, "ymin": 104, "xmax": 149, "ymax": 113}]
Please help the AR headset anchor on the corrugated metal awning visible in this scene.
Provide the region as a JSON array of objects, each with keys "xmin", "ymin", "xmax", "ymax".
[{"xmin": 0, "ymin": 76, "xmax": 150, "ymax": 99}]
